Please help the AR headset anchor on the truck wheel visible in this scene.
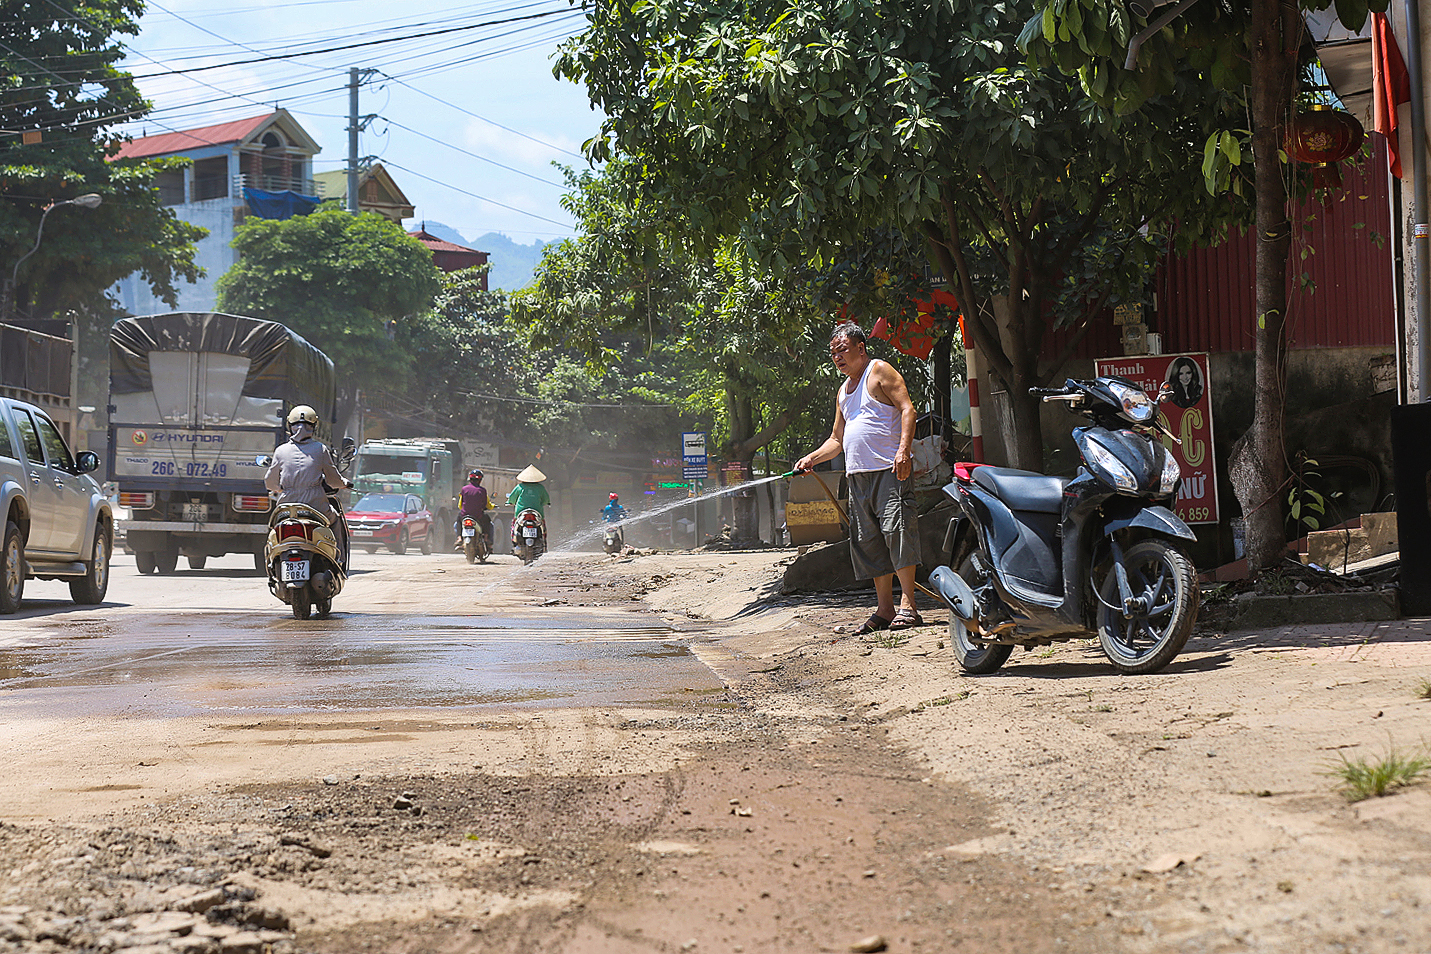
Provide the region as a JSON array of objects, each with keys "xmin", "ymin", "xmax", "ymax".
[
  {"xmin": 187, "ymin": 555, "xmax": 207, "ymax": 570},
  {"xmin": 136, "ymin": 550, "xmax": 157, "ymax": 574},
  {"xmin": 253, "ymin": 550, "xmax": 265, "ymax": 573},
  {"xmin": 155, "ymin": 548, "xmax": 178, "ymax": 574},
  {"xmin": 69, "ymin": 524, "xmax": 110, "ymax": 605},
  {"xmin": 1, "ymin": 521, "xmax": 23, "ymax": 614}
]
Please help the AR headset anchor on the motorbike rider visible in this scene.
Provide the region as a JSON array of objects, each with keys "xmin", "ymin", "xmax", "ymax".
[
  {"xmin": 458, "ymin": 469, "xmax": 494, "ymax": 549},
  {"xmin": 264, "ymin": 405, "xmax": 352, "ymax": 569},
  {"xmin": 601, "ymin": 492, "xmax": 628, "ymax": 523},
  {"xmin": 601, "ymin": 492, "xmax": 629, "ymax": 549},
  {"xmin": 507, "ymin": 464, "xmax": 551, "ymax": 541}
]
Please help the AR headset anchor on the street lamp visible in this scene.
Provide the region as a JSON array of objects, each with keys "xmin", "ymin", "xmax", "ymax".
[{"xmin": 6, "ymin": 192, "xmax": 103, "ymax": 318}]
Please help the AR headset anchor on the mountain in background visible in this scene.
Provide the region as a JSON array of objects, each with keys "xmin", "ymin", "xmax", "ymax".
[{"xmin": 414, "ymin": 221, "xmax": 553, "ymax": 292}]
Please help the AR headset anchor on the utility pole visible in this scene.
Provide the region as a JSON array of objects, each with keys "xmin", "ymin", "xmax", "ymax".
[{"xmin": 346, "ymin": 67, "xmax": 378, "ymax": 215}]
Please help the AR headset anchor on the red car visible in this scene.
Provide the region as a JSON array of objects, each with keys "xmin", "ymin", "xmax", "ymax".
[{"xmin": 346, "ymin": 493, "xmax": 434, "ymax": 555}]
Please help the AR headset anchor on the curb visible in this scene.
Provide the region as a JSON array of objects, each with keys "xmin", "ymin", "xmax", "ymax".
[{"xmin": 1199, "ymin": 587, "xmax": 1400, "ymax": 631}]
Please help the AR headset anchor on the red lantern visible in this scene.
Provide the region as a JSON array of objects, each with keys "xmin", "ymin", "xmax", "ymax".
[{"xmin": 1284, "ymin": 104, "xmax": 1365, "ymax": 191}]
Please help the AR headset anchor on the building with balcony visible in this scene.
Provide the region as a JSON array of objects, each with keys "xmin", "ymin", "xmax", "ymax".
[
  {"xmin": 313, "ymin": 164, "xmax": 415, "ymax": 223},
  {"xmin": 107, "ymin": 110, "xmax": 322, "ymax": 316}
]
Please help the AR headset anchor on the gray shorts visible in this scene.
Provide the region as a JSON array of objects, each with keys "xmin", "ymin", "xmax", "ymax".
[{"xmin": 847, "ymin": 470, "xmax": 921, "ymax": 580}]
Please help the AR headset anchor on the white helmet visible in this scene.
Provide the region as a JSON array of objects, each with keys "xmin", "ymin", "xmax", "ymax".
[{"xmin": 287, "ymin": 405, "xmax": 319, "ymax": 428}]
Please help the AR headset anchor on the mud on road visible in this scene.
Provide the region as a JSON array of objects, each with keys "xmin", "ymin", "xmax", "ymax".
[{"xmin": 3, "ymin": 548, "xmax": 1431, "ymax": 954}]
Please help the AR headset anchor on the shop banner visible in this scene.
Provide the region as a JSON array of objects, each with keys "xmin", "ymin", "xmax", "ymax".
[{"xmin": 1093, "ymin": 353, "xmax": 1219, "ymax": 525}]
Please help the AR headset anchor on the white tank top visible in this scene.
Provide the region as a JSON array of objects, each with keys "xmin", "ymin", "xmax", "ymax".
[{"xmin": 840, "ymin": 361, "xmax": 902, "ymax": 474}]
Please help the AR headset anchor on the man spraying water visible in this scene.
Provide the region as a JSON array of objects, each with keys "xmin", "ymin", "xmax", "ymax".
[{"xmin": 795, "ymin": 321, "xmax": 922, "ymax": 635}]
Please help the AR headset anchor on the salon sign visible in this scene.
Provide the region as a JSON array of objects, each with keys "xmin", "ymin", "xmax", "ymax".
[{"xmin": 1093, "ymin": 352, "xmax": 1219, "ymax": 525}]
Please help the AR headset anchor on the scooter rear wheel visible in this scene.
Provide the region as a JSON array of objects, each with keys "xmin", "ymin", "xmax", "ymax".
[
  {"xmin": 464, "ymin": 539, "xmax": 477, "ymax": 564},
  {"xmin": 1097, "ymin": 539, "xmax": 1197, "ymax": 674},
  {"xmin": 291, "ymin": 588, "xmax": 312, "ymax": 620},
  {"xmin": 315, "ymin": 596, "xmax": 332, "ymax": 618},
  {"xmin": 949, "ymin": 553, "xmax": 1013, "ymax": 675}
]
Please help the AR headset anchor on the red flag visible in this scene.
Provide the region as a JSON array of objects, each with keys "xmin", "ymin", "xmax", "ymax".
[
  {"xmin": 870, "ymin": 290, "xmax": 957, "ymax": 360},
  {"xmin": 1373, "ymin": 12, "xmax": 1412, "ymax": 178}
]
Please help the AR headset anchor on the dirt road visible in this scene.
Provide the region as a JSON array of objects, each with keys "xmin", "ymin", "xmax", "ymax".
[{"xmin": 2, "ymin": 547, "xmax": 1430, "ymax": 953}]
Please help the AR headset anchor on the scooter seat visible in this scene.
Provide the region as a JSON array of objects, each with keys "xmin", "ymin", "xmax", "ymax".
[{"xmin": 972, "ymin": 466, "xmax": 1068, "ymax": 514}]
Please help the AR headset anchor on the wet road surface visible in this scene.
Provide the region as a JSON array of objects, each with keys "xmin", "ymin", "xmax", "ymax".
[{"xmin": 1, "ymin": 549, "xmax": 723, "ymax": 719}]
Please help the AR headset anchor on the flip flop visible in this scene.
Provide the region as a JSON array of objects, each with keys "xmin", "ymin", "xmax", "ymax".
[
  {"xmin": 888, "ymin": 608, "xmax": 925, "ymax": 630},
  {"xmin": 850, "ymin": 613, "xmax": 892, "ymax": 636}
]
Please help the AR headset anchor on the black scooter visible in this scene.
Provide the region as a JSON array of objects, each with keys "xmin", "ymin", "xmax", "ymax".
[{"xmin": 927, "ymin": 376, "xmax": 1198, "ymax": 675}]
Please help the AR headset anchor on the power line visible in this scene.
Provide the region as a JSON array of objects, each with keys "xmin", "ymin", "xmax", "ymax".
[
  {"xmin": 380, "ymin": 159, "xmax": 573, "ymax": 228},
  {"xmin": 381, "ymin": 74, "xmax": 586, "ymax": 160},
  {"xmin": 378, "ymin": 117, "xmax": 564, "ymax": 188},
  {"xmin": 457, "ymin": 390, "xmax": 675, "ymax": 408},
  {"xmin": 125, "ymin": 8, "xmax": 573, "ymax": 80}
]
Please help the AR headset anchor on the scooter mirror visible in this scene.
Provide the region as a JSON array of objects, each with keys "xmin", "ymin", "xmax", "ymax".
[
  {"xmin": 255, "ymin": 455, "xmax": 273, "ymax": 466},
  {"xmin": 336, "ymin": 436, "xmax": 357, "ymax": 472}
]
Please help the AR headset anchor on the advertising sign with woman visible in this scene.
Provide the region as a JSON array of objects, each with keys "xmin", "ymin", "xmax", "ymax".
[{"xmin": 1093, "ymin": 352, "xmax": 1218, "ymax": 525}]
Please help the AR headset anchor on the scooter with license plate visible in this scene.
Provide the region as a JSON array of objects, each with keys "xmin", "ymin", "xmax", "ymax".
[{"xmin": 257, "ymin": 437, "xmax": 356, "ymax": 619}]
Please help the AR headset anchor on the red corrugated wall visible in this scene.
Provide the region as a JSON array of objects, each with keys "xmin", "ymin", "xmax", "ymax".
[{"xmin": 1052, "ymin": 136, "xmax": 1396, "ymax": 360}]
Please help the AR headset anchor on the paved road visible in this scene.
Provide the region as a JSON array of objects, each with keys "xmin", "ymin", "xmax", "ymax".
[{"xmin": 0, "ymin": 547, "xmax": 721, "ymax": 820}]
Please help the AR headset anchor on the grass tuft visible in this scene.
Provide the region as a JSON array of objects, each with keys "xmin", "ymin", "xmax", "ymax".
[
  {"xmin": 1326, "ymin": 746, "xmax": 1431, "ymax": 802},
  {"xmin": 1415, "ymin": 677, "xmax": 1431, "ymax": 701}
]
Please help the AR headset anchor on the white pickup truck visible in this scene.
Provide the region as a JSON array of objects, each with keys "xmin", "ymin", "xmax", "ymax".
[{"xmin": 0, "ymin": 396, "xmax": 112, "ymax": 612}]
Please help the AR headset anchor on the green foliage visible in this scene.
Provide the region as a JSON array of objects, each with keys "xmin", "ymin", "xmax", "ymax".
[
  {"xmin": 398, "ymin": 266, "xmax": 696, "ymax": 459},
  {"xmin": 1, "ymin": 0, "xmax": 205, "ymax": 316},
  {"xmin": 1326, "ymin": 745, "xmax": 1431, "ymax": 802},
  {"xmin": 215, "ymin": 208, "xmax": 443, "ymax": 385},
  {"xmin": 1286, "ymin": 453, "xmax": 1341, "ymax": 536},
  {"xmin": 557, "ymin": 0, "xmax": 1243, "ymax": 469},
  {"xmin": 512, "ymin": 160, "xmax": 837, "ymax": 464}
]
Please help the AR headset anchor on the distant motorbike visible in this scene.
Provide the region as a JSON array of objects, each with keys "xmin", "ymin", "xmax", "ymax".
[
  {"xmin": 461, "ymin": 514, "xmax": 490, "ymax": 564},
  {"xmin": 259, "ymin": 437, "xmax": 356, "ymax": 620},
  {"xmin": 927, "ymin": 376, "xmax": 1199, "ymax": 675},
  {"xmin": 603, "ymin": 521, "xmax": 624, "ymax": 554},
  {"xmin": 512, "ymin": 508, "xmax": 546, "ymax": 565}
]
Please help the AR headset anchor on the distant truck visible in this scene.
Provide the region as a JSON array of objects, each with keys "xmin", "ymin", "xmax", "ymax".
[
  {"xmin": 352, "ymin": 438, "xmax": 464, "ymax": 547},
  {"xmin": 107, "ymin": 312, "xmax": 336, "ymax": 572}
]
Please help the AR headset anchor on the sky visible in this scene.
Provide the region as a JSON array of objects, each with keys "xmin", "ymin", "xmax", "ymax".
[{"xmin": 114, "ymin": 0, "xmax": 605, "ymax": 245}]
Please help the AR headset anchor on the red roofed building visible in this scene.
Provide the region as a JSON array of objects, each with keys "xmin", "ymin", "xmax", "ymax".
[
  {"xmin": 107, "ymin": 110, "xmax": 321, "ymax": 315},
  {"xmin": 408, "ymin": 228, "xmax": 490, "ymax": 287}
]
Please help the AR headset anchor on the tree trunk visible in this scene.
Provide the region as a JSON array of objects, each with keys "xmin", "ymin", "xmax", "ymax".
[
  {"xmin": 1229, "ymin": 0, "xmax": 1297, "ymax": 571},
  {"xmin": 992, "ymin": 294, "xmax": 1046, "ymax": 470}
]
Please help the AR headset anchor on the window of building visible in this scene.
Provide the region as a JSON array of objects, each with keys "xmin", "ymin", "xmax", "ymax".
[
  {"xmin": 193, "ymin": 156, "xmax": 229, "ymax": 200},
  {"xmin": 154, "ymin": 169, "xmax": 184, "ymax": 205}
]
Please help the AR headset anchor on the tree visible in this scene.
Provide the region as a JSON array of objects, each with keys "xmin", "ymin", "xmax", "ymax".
[
  {"xmin": 513, "ymin": 162, "xmax": 842, "ymax": 540},
  {"xmin": 215, "ymin": 208, "xmax": 443, "ymax": 435},
  {"xmin": 1022, "ymin": 0, "xmax": 1386, "ymax": 570},
  {"xmin": 1, "ymin": 0, "xmax": 205, "ymax": 316},
  {"xmin": 556, "ymin": 0, "xmax": 1237, "ymax": 470}
]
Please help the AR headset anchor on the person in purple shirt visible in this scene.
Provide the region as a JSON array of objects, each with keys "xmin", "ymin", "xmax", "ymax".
[{"xmin": 459, "ymin": 470, "xmax": 493, "ymax": 549}]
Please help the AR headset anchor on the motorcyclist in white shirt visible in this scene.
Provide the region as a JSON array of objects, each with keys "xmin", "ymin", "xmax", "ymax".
[{"xmin": 264, "ymin": 405, "xmax": 352, "ymax": 568}]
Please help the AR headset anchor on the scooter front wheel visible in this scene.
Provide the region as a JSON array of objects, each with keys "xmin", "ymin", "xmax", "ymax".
[
  {"xmin": 949, "ymin": 553, "xmax": 1013, "ymax": 675},
  {"xmin": 1097, "ymin": 539, "xmax": 1198, "ymax": 674}
]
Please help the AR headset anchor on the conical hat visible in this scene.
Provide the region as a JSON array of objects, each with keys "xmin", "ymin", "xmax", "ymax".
[{"xmin": 516, "ymin": 464, "xmax": 547, "ymax": 483}]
